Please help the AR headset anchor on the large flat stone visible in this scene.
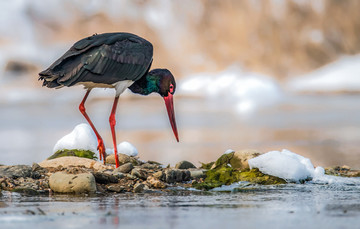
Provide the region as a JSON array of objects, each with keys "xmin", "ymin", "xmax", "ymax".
[
  {"xmin": 39, "ymin": 156, "xmax": 113, "ymax": 171},
  {"xmin": 49, "ymin": 172, "xmax": 96, "ymax": 193}
]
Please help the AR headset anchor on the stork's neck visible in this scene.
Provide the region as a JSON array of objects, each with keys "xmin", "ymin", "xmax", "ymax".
[{"xmin": 128, "ymin": 72, "xmax": 159, "ymax": 95}]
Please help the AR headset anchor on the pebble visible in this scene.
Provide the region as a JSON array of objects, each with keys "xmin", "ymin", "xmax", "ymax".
[
  {"xmin": 175, "ymin": 161, "xmax": 196, "ymax": 169},
  {"xmin": 133, "ymin": 183, "xmax": 148, "ymax": 193},
  {"xmin": 49, "ymin": 172, "xmax": 96, "ymax": 193},
  {"xmin": 189, "ymin": 169, "xmax": 206, "ymax": 179},
  {"xmin": 163, "ymin": 169, "xmax": 191, "ymax": 183},
  {"xmin": 111, "ymin": 171, "xmax": 125, "ymax": 179},
  {"xmin": 92, "ymin": 172, "xmax": 118, "ymax": 184},
  {"xmin": 147, "ymin": 176, "xmax": 167, "ymax": 189},
  {"xmin": 153, "ymin": 171, "xmax": 164, "ymax": 180},
  {"xmin": 114, "ymin": 163, "xmax": 134, "ymax": 174},
  {"xmin": 131, "ymin": 168, "xmax": 147, "ymax": 180},
  {"xmin": 107, "ymin": 184, "xmax": 125, "ymax": 193},
  {"xmin": 106, "ymin": 153, "xmax": 131, "ymax": 165}
]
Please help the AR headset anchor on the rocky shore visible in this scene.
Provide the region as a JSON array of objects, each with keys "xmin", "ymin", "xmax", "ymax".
[{"xmin": 1, "ymin": 149, "xmax": 359, "ymax": 195}]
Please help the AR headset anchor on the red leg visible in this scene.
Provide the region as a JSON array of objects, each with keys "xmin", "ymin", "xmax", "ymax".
[
  {"xmin": 79, "ymin": 89, "xmax": 106, "ymax": 163},
  {"xmin": 109, "ymin": 96, "xmax": 120, "ymax": 168}
]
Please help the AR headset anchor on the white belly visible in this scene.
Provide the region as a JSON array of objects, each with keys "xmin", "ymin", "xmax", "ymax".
[{"xmin": 80, "ymin": 80, "xmax": 134, "ymax": 96}]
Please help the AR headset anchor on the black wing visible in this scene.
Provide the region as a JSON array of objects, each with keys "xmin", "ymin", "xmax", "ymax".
[{"xmin": 39, "ymin": 33, "xmax": 153, "ymax": 88}]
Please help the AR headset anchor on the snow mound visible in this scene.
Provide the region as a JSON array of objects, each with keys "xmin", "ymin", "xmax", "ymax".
[
  {"xmin": 53, "ymin": 123, "xmax": 97, "ymax": 153},
  {"xmin": 179, "ymin": 65, "xmax": 282, "ymax": 115},
  {"xmin": 248, "ymin": 149, "xmax": 314, "ymax": 182},
  {"xmin": 106, "ymin": 141, "xmax": 138, "ymax": 157},
  {"xmin": 287, "ymin": 55, "xmax": 360, "ymax": 93}
]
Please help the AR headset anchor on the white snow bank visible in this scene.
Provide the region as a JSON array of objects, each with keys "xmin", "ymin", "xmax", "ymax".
[
  {"xmin": 179, "ymin": 65, "xmax": 282, "ymax": 115},
  {"xmin": 106, "ymin": 141, "xmax": 138, "ymax": 157},
  {"xmin": 249, "ymin": 149, "xmax": 314, "ymax": 182},
  {"xmin": 248, "ymin": 149, "xmax": 360, "ymax": 185},
  {"xmin": 53, "ymin": 123, "xmax": 97, "ymax": 153},
  {"xmin": 287, "ymin": 55, "xmax": 360, "ymax": 93}
]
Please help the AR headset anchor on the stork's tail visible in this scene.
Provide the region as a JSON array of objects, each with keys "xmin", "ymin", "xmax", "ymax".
[{"xmin": 38, "ymin": 69, "xmax": 63, "ymax": 88}]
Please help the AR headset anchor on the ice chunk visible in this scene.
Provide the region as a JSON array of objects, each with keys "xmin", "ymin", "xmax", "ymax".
[
  {"xmin": 105, "ymin": 141, "xmax": 138, "ymax": 157},
  {"xmin": 248, "ymin": 149, "xmax": 314, "ymax": 182},
  {"xmin": 53, "ymin": 123, "xmax": 97, "ymax": 153}
]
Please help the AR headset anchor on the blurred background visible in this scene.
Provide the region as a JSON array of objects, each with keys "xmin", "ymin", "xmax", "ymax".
[{"xmin": 0, "ymin": 0, "xmax": 360, "ymax": 168}]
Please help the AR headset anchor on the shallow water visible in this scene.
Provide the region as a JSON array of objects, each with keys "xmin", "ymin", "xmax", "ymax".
[{"xmin": 1, "ymin": 183, "xmax": 360, "ymax": 229}]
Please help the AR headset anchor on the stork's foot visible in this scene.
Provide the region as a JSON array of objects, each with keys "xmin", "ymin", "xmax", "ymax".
[{"xmin": 97, "ymin": 139, "xmax": 106, "ymax": 164}]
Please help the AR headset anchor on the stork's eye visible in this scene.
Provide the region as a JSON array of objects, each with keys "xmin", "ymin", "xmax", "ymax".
[{"xmin": 169, "ymin": 84, "xmax": 174, "ymax": 93}]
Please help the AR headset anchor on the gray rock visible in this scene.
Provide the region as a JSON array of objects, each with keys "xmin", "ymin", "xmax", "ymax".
[
  {"xmin": 153, "ymin": 171, "xmax": 164, "ymax": 180},
  {"xmin": 131, "ymin": 168, "xmax": 147, "ymax": 180},
  {"xmin": 114, "ymin": 163, "xmax": 134, "ymax": 174},
  {"xmin": 111, "ymin": 171, "xmax": 125, "ymax": 179},
  {"xmin": 163, "ymin": 169, "xmax": 191, "ymax": 183},
  {"xmin": 106, "ymin": 153, "xmax": 132, "ymax": 165},
  {"xmin": 133, "ymin": 183, "xmax": 148, "ymax": 193},
  {"xmin": 0, "ymin": 165, "xmax": 32, "ymax": 178},
  {"xmin": 93, "ymin": 172, "xmax": 118, "ymax": 184},
  {"xmin": 107, "ymin": 184, "xmax": 125, "ymax": 193},
  {"xmin": 49, "ymin": 172, "xmax": 96, "ymax": 193},
  {"xmin": 141, "ymin": 163, "xmax": 159, "ymax": 169},
  {"xmin": 126, "ymin": 174, "xmax": 137, "ymax": 180},
  {"xmin": 190, "ymin": 169, "xmax": 206, "ymax": 179},
  {"xmin": 175, "ymin": 161, "xmax": 196, "ymax": 169},
  {"xmin": 147, "ymin": 176, "xmax": 167, "ymax": 189}
]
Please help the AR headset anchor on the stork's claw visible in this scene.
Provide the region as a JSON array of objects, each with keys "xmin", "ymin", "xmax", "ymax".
[{"xmin": 97, "ymin": 139, "xmax": 106, "ymax": 164}]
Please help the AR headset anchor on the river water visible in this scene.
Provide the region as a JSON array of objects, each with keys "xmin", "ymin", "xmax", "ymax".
[{"xmin": 1, "ymin": 182, "xmax": 360, "ymax": 229}]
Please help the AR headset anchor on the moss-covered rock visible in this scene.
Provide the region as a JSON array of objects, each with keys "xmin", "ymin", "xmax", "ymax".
[
  {"xmin": 199, "ymin": 161, "xmax": 214, "ymax": 170},
  {"xmin": 47, "ymin": 149, "xmax": 97, "ymax": 160},
  {"xmin": 237, "ymin": 169, "xmax": 286, "ymax": 185},
  {"xmin": 193, "ymin": 166, "xmax": 286, "ymax": 191},
  {"xmin": 211, "ymin": 149, "xmax": 261, "ymax": 170}
]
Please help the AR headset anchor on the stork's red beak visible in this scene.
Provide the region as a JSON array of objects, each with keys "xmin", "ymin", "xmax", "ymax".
[{"xmin": 163, "ymin": 92, "xmax": 179, "ymax": 142}]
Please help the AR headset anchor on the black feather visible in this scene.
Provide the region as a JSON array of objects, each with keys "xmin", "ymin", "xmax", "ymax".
[{"xmin": 39, "ymin": 32, "xmax": 153, "ymax": 88}]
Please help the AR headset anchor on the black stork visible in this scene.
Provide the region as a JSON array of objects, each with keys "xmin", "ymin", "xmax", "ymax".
[{"xmin": 39, "ymin": 32, "xmax": 179, "ymax": 168}]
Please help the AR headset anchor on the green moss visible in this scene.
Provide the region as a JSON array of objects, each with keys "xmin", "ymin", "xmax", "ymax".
[
  {"xmin": 199, "ymin": 161, "xmax": 215, "ymax": 170},
  {"xmin": 238, "ymin": 168, "xmax": 286, "ymax": 185},
  {"xmin": 192, "ymin": 165, "xmax": 286, "ymax": 190},
  {"xmin": 47, "ymin": 149, "xmax": 97, "ymax": 160},
  {"xmin": 213, "ymin": 152, "xmax": 234, "ymax": 169}
]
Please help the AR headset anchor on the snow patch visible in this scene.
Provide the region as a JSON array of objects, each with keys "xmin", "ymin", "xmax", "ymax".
[
  {"xmin": 53, "ymin": 123, "xmax": 97, "ymax": 153},
  {"xmin": 248, "ymin": 149, "xmax": 314, "ymax": 182},
  {"xmin": 106, "ymin": 141, "xmax": 138, "ymax": 157},
  {"xmin": 223, "ymin": 149, "xmax": 235, "ymax": 154},
  {"xmin": 249, "ymin": 149, "xmax": 360, "ymax": 185}
]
